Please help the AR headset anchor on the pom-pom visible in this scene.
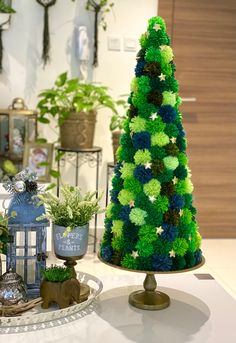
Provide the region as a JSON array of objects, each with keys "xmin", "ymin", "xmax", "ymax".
[
  {"xmin": 159, "ymin": 105, "xmax": 177, "ymax": 123},
  {"xmin": 143, "ymin": 179, "xmax": 161, "ymax": 197},
  {"xmin": 165, "ymin": 143, "xmax": 179, "ymax": 156},
  {"xmin": 136, "ymin": 48, "xmax": 146, "ymax": 61},
  {"xmin": 176, "ymin": 178, "xmax": 194, "ymax": 195},
  {"xmin": 116, "ymin": 146, "xmax": 135, "ymax": 163},
  {"xmin": 111, "ymin": 236, "xmax": 124, "ymax": 251},
  {"xmin": 174, "ymin": 165, "xmax": 188, "ymax": 179},
  {"xmin": 136, "ymin": 256, "xmax": 152, "ymax": 270},
  {"xmin": 160, "ymin": 46, "xmax": 174, "ymax": 63},
  {"xmin": 132, "ymin": 132, "xmax": 151, "ymax": 150},
  {"xmin": 128, "ymin": 104, "xmax": 138, "ymax": 119},
  {"xmin": 112, "ymin": 175, "xmax": 123, "ymax": 191},
  {"xmin": 134, "ymin": 192, "xmax": 150, "ymax": 210},
  {"xmin": 185, "ymin": 251, "xmax": 196, "ymax": 268},
  {"xmin": 146, "ymin": 116, "xmax": 166, "ymax": 134},
  {"xmin": 163, "ymin": 156, "xmax": 179, "ymax": 170},
  {"xmin": 120, "ymin": 163, "xmax": 135, "ymax": 179},
  {"xmin": 148, "ymin": 16, "xmax": 167, "ymax": 31},
  {"xmin": 176, "ymin": 136, "xmax": 187, "ymax": 152},
  {"xmin": 129, "ymin": 117, "xmax": 146, "ymax": 133},
  {"xmin": 111, "ymin": 220, "xmax": 124, "ymax": 236},
  {"xmin": 153, "ymin": 238, "xmax": 172, "ymax": 255},
  {"xmin": 151, "ymin": 159, "xmax": 165, "ymax": 176},
  {"xmin": 177, "ymin": 122, "xmax": 185, "ymax": 137},
  {"xmin": 157, "ymin": 169, "xmax": 174, "ymax": 183},
  {"xmin": 114, "ymin": 162, "xmax": 122, "ymax": 177},
  {"xmin": 138, "ymin": 225, "xmax": 158, "ymax": 243},
  {"xmin": 137, "ymin": 76, "xmax": 151, "ymax": 94},
  {"xmin": 151, "ymin": 132, "xmax": 169, "ymax": 147},
  {"xmin": 131, "ymin": 77, "xmax": 138, "ymax": 92},
  {"xmin": 111, "ymin": 203, "xmax": 122, "ymax": 219},
  {"xmin": 172, "ymin": 238, "xmax": 188, "ymax": 256},
  {"xmin": 164, "ymin": 123, "xmax": 179, "ymax": 137},
  {"xmin": 132, "ymin": 92, "xmax": 147, "ymax": 108},
  {"xmin": 100, "ymin": 246, "xmax": 113, "ymax": 262},
  {"xmin": 118, "ymin": 189, "xmax": 134, "ymax": 205},
  {"xmin": 150, "ymin": 146, "xmax": 166, "ymax": 160},
  {"xmin": 134, "ymin": 149, "xmax": 152, "ymax": 165},
  {"xmin": 104, "ymin": 218, "xmax": 113, "ymax": 231},
  {"xmin": 135, "ymin": 60, "xmax": 145, "ymax": 77},
  {"xmin": 169, "ymin": 194, "xmax": 185, "ymax": 210},
  {"xmin": 143, "ymin": 61, "xmax": 161, "ymax": 76},
  {"xmin": 138, "ymin": 103, "xmax": 157, "ymax": 119},
  {"xmin": 136, "ymin": 239, "xmax": 154, "ymax": 257},
  {"xmin": 172, "ymin": 256, "xmax": 186, "ymax": 270},
  {"xmin": 147, "ymin": 90, "xmax": 163, "ymax": 106},
  {"xmin": 120, "ymin": 133, "xmax": 132, "ymax": 146},
  {"xmin": 152, "ymin": 255, "xmax": 172, "ymax": 271},
  {"xmin": 121, "ymin": 254, "xmax": 138, "ymax": 269},
  {"xmin": 145, "ymin": 46, "xmax": 162, "ymax": 63},
  {"xmin": 194, "ymin": 249, "xmax": 202, "ymax": 264},
  {"xmin": 180, "ymin": 209, "xmax": 192, "ymax": 225},
  {"xmin": 184, "ymin": 194, "xmax": 193, "ymax": 208},
  {"xmin": 105, "ymin": 203, "xmax": 113, "ymax": 218},
  {"xmin": 119, "ymin": 205, "xmax": 131, "ymax": 222},
  {"xmin": 129, "ymin": 208, "xmax": 147, "ymax": 226},
  {"xmin": 134, "ymin": 165, "xmax": 153, "ymax": 184},
  {"xmin": 110, "ymin": 189, "xmax": 120, "ymax": 204},
  {"xmin": 161, "ymin": 182, "xmax": 175, "ymax": 196},
  {"xmin": 146, "ymin": 207, "xmax": 163, "ymax": 227},
  {"xmin": 139, "ymin": 33, "xmax": 148, "ymax": 49},
  {"xmin": 178, "ymin": 153, "xmax": 188, "ymax": 166},
  {"xmin": 123, "ymin": 177, "xmax": 142, "ymax": 195},
  {"xmin": 153, "ymin": 195, "xmax": 169, "ymax": 213},
  {"xmin": 164, "ymin": 209, "xmax": 180, "ymax": 226},
  {"xmin": 161, "ymin": 224, "xmax": 179, "ymax": 242}
]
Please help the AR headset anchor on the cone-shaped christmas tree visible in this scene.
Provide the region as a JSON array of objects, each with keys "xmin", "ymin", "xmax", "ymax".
[{"xmin": 100, "ymin": 16, "xmax": 202, "ymax": 272}]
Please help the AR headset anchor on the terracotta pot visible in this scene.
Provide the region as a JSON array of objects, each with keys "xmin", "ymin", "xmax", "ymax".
[
  {"xmin": 40, "ymin": 278, "xmax": 81, "ymax": 309},
  {"xmin": 60, "ymin": 110, "xmax": 97, "ymax": 149},
  {"xmin": 112, "ymin": 130, "xmax": 122, "ymax": 164}
]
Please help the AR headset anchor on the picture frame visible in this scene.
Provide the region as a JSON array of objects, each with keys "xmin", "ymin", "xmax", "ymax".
[{"xmin": 23, "ymin": 142, "xmax": 53, "ymax": 182}]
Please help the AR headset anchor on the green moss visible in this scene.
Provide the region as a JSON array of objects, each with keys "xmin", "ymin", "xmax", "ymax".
[{"xmin": 42, "ymin": 266, "xmax": 73, "ymax": 282}]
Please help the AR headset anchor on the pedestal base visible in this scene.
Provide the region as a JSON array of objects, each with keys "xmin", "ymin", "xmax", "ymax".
[{"xmin": 129, "ymin": 290, "xmax": 170, "ymax": 310}]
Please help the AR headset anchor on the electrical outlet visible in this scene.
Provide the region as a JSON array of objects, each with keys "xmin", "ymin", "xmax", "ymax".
[
  {"xmin": 107, "ymin": 35, "xmax": 122, "ymax": 51},
  {"xmin": 124, "ymin": 37, "xmax": 137, "ymax": 52}
]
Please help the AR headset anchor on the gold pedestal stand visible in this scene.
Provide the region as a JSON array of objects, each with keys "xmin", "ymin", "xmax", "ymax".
[
  {"xmin": 99, "ymin": 254, "xmax": 205, "ymax": 311},
  {"xmin": 56, "ymin": 254, "xmax": 90, "ymax": 302}
]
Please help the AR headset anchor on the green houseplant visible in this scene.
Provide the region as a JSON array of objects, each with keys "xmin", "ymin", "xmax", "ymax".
[
  {"xmin": 0, "ymin": 0, "xmax": 16, "ymax": 13},
  {"xmin": 37, "ymin": 184, "xmax": 102, "ymax": 263},
  {"xmin": 40, "ymin": 265, "xmax": 82, "ymax": 309},
  {"xmin": 37, "ymin": 71, "xmax": 117, "ymax": 149}
]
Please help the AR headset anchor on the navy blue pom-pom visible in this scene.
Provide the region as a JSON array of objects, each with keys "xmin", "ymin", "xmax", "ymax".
[
  {"xmin": 177, "ymin": 123, "xmax": 185, "ymax": 137},
  {"xmin": 101, "ymin": 246, "xmax": 113, "ymax": 262},
  {"xmin": 104, "ymin": 218, "xmax": 113, "ymax": 231},
  {"xmin": 135, "ymin": 60, "xmax": 145, "ymax": 76},
  {"xmin": 114, "ymin": 162, "xmax": 122, "ymax": 177},
  {"xmin": 161, "ymin": 224, "xmax": 179, "ymax": 241},
  {"xmin": 152, "ymin": 255, "xmax": 173, "ymax": 271},
  {"xmin": 194, "ymin": 249, "xmax": 202, "ymax": 264},
  {"xmin": 119, "ymin": 205, "xmax": 131, "ymax": 221},
  {"xmin": 134, "ymin": 165, "xmax": 153, "ymax": 184},
  {"xmin": 159, "ymin": 105, "xmax": 177, "ymax": 123},
  {"xmin": 169, "ymin": 194, "xmax": 185, "ymax": 210},
  {"xmin": 110, "ymin": 189, "xmax": 120, "ymax": 203},
  {"xmin": 132, "ymin": 132, "xmax": 151, "ymax": 150}
]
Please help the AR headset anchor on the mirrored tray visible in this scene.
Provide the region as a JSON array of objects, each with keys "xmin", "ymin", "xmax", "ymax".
[{"xmin": 0, "ymin": 272, "xmax": 103, "ymax": 334}]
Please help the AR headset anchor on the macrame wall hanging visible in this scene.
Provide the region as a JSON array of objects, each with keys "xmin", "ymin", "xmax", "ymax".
[
  {"xmin": 85, "ymin": 0, "xmax": 114, "ymax": 67},
  {"xmin": 36, "ymin": 0, "xmax": 56, "ymax": 66}
]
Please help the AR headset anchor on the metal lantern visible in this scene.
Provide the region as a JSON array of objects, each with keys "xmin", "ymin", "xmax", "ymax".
[
  {"xmin": 4, "ymin": 169, "xmax": 49, "ymax": 298},
  {"xmin": 0, "ymin": 97, "xmax": 37, "ymax": 164}
]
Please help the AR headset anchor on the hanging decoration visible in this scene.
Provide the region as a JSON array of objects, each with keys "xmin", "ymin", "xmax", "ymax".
[
  {"xmin": 85, "ymin": 0, "xmax": 114, "ymax": 67},
  {"xmin": 76, "ymin": 25, "xmax": 89, "ymax": 80},
  {"xmin": 36, "ymin": 0, "xmax": 56, "ymax": 66}
]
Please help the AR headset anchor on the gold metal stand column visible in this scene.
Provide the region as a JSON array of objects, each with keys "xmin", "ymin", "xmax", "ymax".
[{"xmin": 128, "ymin": 273, "xmax": 170, "ymax": 310}]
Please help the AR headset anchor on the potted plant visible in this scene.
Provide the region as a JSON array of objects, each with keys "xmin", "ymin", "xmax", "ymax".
[
  {"xmin": 109, "ymin": 98, "xmax": 127, "ymax": 163},
  {"xmin": 37, "ymin": 71, "xmax": 117, "ymax": 149},
  {"xmin": 0, "ymin": 0, "xmax": 16, "ymax": 25},
  {"xmin": 37, "ymin": 184, "xmax": 102, "ymax": 265},
  {"xmin": 40, "ymin": 265, "xmax": 82, "ymax": 309}
]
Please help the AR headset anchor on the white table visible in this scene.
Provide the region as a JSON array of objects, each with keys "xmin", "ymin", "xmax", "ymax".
[{"xmin": 1, "ymin": 273, "xmax": 236, "ymax": 342}]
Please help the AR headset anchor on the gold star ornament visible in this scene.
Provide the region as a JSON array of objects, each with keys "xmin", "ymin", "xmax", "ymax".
[
  {"xmin": 153, "ymin": 23, "xmax": 161, "ymax": 31},
  {"xmin": 129, "ymin": 200, "xmax": 135, "ymax": 208},
  {"xmin": 150, "ymin": 112, "xmax": 158, "ymax": 121},
  {"xmin": 158, "ymin": 73, "xmax": 166, "ymax": 81},
  {"xmin": 131, "ymin": 251, "xmax": 139, "ymax": 259},
  {"xmin": 156, "ymin": 226, "xmax": 164, "ymax": 235},
  {"xmin": 170, "ymin": 137, "xmax": 177, "ymax": 143},
  {"xmin": 169, "ymin": 250, "xmax": 176, "ymax": 258}
]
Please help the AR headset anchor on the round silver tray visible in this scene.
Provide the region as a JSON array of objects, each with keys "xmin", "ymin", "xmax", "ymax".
[{"xmin": 0, "ymin": 272, "xmax": 103, "ymax": 334}]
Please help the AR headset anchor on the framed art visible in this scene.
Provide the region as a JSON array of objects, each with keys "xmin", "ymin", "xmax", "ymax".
[{"xmin": 23, "ymin": 143, "xmax": 53, "ymax": 182}]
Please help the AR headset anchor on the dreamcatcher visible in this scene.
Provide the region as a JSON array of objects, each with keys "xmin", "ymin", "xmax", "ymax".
[{"xmin": 36, "ymin": 0, "xmax": 56, "ymax": 66}]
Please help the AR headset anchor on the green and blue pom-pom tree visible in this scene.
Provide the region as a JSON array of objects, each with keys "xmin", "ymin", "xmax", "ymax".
[{"xmin": 100, "ymin": 16, "xmax": 202, "ymax": 273}]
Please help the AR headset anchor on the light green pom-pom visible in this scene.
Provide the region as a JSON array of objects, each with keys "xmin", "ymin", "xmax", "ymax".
[
  {"xmin": 116, "ymin": 146, "xmax": 122, "ymax": 161},
  {"xmin": 163, "ymin": 156, "xmax": 179, "ymax": 170},
  {"xmin": 151, "ymin": 132, "xmax": 169, "ymax": 147},
  {"xmin": 120, "ymin": 163, "xmax": 135, "ymax": 179},
  {"xmin": 180, "ymin": 209, "xmax": 192, "ymax": 225},
  {"xmin": 143, "ymin": 179, "xmax": 161, "ymax": 197},
  {"xmin": 145, "ymin": 46, "xmax": 162, "ymax": 63},
  {"xmin": 118, "ymin": 189, "xmax": 134, "ymax": 205},
  {"xmin": 130, "ymin": 117, "xmax": 146, "ymax": 133},
  {"xmin": 129, "ymin": 208, "xmax": 147, "ymax": 226},
  {"xmin": 138, "ymin": 225, "xmax": 157, "ymax": 243},
  {"xmin": 178, "ymin": 153, "xmax": 188, "ymax": 166},
  {"xmin": 132, "ymin": 92, "xmax": 147, "ymax": 108},
  {"xmin": 112, "ymin": 236, "xmax": 124, "ymax": 250},
  {"xmin": 162, "ymin": 91, "xmax": 176, "ymax": 106},
  {"xmin": 161, "ymin": 63, "xmax": 172, "ymax": 77},
  {"xmin": 176, "ymin": 96, "xmax": 182, "ymax": 107},
  {"xmin": 131, "ymin": 77, "xmax": 138, "ymax": 92},
  {"xmin": 139, "ymin": 33, "xmax": 148, "ymax": 49},
  {"xmin": 153, "ymin": 195, "xmax": 169, "ymax": 213},
  {"xmin": 106, "ymin": 203, "xmax": 114, "ymax": 219},
  {"xmin": 161, "ymin": 46, "xmax": 174, "ymax": 63},
  {"xmin": 112, "ymin": 220, "xmax": 124, "ymax": 236},
  {"xmin": 189, "ymin": 232, "xmax": 202, "ymax": 252},
  {"xmin": 172, "ymin": 238, "xmax": 188, "ymax": 256},
  {"xmin": 121, "ymin": 254, "xmax": 138, "ymax": 269},
  {"xmin": 136, "ymin": 239, "xmax": 154, "ymax": 257},
  {"xmin": 134, "ymin": 149, "xmax": 152, "ymax": 165},
  {"xmin": 176, "ymin": 178, "xmax": 194, "ymax": 195},
  {"xmin": 137, "ymin": 76, "xmax": 151, "ymax": 94}
]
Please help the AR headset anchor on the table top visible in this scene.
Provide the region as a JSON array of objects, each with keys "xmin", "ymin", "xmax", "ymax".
[{"xmin": 1, "ymin": 273, "xmax": 236, "ymax": 342}]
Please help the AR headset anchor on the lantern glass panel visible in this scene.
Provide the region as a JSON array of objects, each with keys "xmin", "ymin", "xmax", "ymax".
[
  {"xmin": 28, "ymin": 247, "xmax": 36, "ymax": 257},
  {"xmin": 0, "ymin": 114, "xmax": 8, "ymax": 155},
  {"xmin": 15, "ymin": 258, "xmax": 24, "ymax": 277},
  {"xmin": 16, "ymin": 231, "xmax": 25, "ymax": 246},
  {"xmin": 27, "ymin": 261, "xmax": 36, "ymax": 284},
  {"xmin": 10, "ymin": 115, "xmax": 25, "ymax": 158}
]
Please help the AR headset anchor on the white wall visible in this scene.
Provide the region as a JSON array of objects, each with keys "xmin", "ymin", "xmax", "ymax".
[{"xmin": 0, "ymin": 0, "xmax": 158, "ymax": 227}]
